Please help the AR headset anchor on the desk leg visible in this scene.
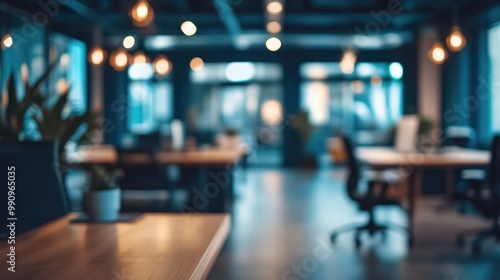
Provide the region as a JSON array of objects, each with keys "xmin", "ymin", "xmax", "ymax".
[
  {"xmin": 445, "ymin": 168, "xmax": 454, "ymax": 201},
  {"xmin": 197, "ymin": 166, "xmax": 234, "ymax": 213},
  {"xmin": 407, "ymin": 170, "xmax": 417, "ymax": 247}
]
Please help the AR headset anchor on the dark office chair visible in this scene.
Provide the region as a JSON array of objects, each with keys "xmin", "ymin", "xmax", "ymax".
[
  {"xmin": 456, "ymin": 135, "xmax": 500, "ymax": 255},
  {"xmin": 330, "ymin": 135, "xmax": 411, "ymax": 248},
  {"xmin": 0, "ymin": 141, "xmax": 69, "ymax": 235},
  {"xmin": 444, "ymin": 127, "xmax": 485, "ymax": 211}
]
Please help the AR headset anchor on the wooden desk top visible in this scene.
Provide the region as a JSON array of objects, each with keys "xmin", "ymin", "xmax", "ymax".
[
  {"xmin": 0, "ymin": 213, "xmax": 230, "ymax": 280},
  {"xmin": 67, "ymin": 146, "xmax": 246, "ymax": 166},
  {"xmin": 357, "ymin": 147, "xmax": 490, "ymax": 169}
]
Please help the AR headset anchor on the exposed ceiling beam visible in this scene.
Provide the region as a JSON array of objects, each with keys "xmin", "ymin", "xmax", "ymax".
[{"xmin": 213, "ymin": 0, "xmax": 243, "ymax": 49}]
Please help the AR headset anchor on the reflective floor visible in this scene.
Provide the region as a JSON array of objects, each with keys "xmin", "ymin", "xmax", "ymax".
[{"xmin": 208, "ymin": 168, "xmax": 500, "ymax": 280}]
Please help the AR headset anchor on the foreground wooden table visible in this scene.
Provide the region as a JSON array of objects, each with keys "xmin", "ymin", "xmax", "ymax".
[
  {"xmin": 357, "ymin": 147, "xmax": 490, "ymax": 243},
  {"xmin": 0, "ymin": 213, "xmax": 230, "ymax": 280}
]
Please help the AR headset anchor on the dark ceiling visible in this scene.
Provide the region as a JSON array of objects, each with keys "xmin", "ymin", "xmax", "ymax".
[{"xmin": 1, "ymin": 0, "xmax": 499, "ymax": 47}]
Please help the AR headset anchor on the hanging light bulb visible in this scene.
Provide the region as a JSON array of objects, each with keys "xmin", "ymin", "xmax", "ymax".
[
  {"xmin": 2, "ymin": 33, "xmax": 13, "ymax": 48},
  {"xmin": 132, "ymin": 52, "xmax": 149, "ymax": 64},
  {"xmin": 153, "ymin": 55, "xmax": 172, "ymax": 76},
  {"xmin": 446, "ymin": 26, "xmax": 466, "ymax": 52},
  {"xmin": 267, "ymin": 1, "xmax": 283, "ymax": 14},
  {"xmin": 428, "ymin": 42, "xmax": 448, "ymax": 64},
  {"xmin": 88, "ymin": 47, "xmax": 107, "ymax": 66},
  {"xmin": 123, "ymin": 36, "xmax": 136, "ymax": 49},
  {"xmin": 266, "ymin": 21, "xmax": 282, "ymax": 34},
  {"xmin": 339, "ymin": 49, "xmax": 357, "ymax": 75},
  {"xmin": 130, "ymin": 0, "xmax": 154, "ymax": 27},
  {"xmin": 266, "ymin": 37, "xmax": 282, "ymax": 51},
  {"xmin": 190, "ymin": 57, "xmax": 204, "ymax": 71},
  {"xmin": 110, "ymin": 49, "xmax": 130, "ymax": 71},
  {"xmin": 181, "ymin": 21, "xmax": 197, "ymax": 36}
]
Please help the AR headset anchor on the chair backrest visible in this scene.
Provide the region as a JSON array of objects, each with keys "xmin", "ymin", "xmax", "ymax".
[
  {"xmin": 0, "ymin": 141, "xmax": 69, "ymax": 234},
  {"xmin": 341, "ymin": 135, "xmax": 361, "ymax": 201},
  {"xmin": 488, "ymin": 135, "xmax": 500, "ymax": 202}
]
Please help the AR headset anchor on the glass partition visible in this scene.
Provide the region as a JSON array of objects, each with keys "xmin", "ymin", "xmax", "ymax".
[
  {"xmin": 300, "ymin": 62, "xmax": 403, "ymax": 148},
  {"xmin": 189, "ymin": 62, "xmax": 283, "ymax": 165}
]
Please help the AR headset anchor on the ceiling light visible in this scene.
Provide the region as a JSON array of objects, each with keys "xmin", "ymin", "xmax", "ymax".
[
  {"xmin": 123, "ymin": 36, "xmax": 136, "ymax": 49},
  {"xmin": 389, "ymin": 62, "xmax": 403, "ymax": 79},
  {"xmin": 132, "ymin": 52, "xmax": 149, "ymax": 64},
  {"xmin": 88, "ymin": 47, "xmax": 107, "ymax": 66},
  {"xmin": 446, "ymin": 26, "xmax": 466, "ymax": 52},
  {"xmin": 2, "ymin": 34, "xmax": 13, "ymax": 48},
  {"xmin": 267, "ymin": 1, "xmax": 283, "ymax": 14},
  {"xmin": 266, "ymin": 21, "xmax": 282, "ymax": 34},
  {"xmin": 225, "ymin": 62, "xmax": 256, "ymax": 82},
  {"xmin": 130, "ymin": 0, "xmax": 154, "ymax": 27},
  {"xmin": 128, "ymin": 63, "xmax": 154, "ymax": 80},
  {"xmin": 428, "ymin": 42, "xmax": 448, "ymax": 64},
  {"xmin": 190, "ymin": 57, "xmax": 204, "ymax": 71},
  {"xmin": 266, "ymin": 37, "xmax": 281, "ymax": 51},
  {"xmin": 110, "ymin": 49, "xmax": 130, "ymax": 71},
  {"xmin": 153, "ymin": 55, "xmax": 172, "ymax": 76},
  {"xmin": 181, "ymin": 21, "xmax": 197, "ymax": 36}
]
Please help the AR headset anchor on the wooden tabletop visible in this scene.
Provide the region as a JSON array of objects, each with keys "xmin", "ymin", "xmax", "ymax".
[
  {"xmin": 0, "ymin": 213, "xmax": 230, "ymax": 280},
  {"xmin": 357, "ymin": 147, "xmax": 490, "ymax": 169},
  {"xmin": 67, "ymin": 145, "xmax": 246, "ymax": 166}
]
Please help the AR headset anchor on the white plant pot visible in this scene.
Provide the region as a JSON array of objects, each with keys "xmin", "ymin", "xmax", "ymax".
[
  {"xmin": 217, "ymin": 135, "xmax": 242, "ymax": 150},
  {"xmin": 86, "ymin": 188, "xmax": 121, "ymax": 221}
]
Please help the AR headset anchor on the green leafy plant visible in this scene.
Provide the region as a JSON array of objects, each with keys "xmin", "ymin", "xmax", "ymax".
[
  {"xmin": 418, "ymin": 117, "xmax": 434, "ymax": 137},
  {"xmin": 88, "ymin": 165, "xmax": 124, "ymax": 191},
  {"xmin": 0, "ymin": 61, "xmax": 57, "ymax": 140},
  {"xmin": 31, "ymin": 89, "xmax": 100, "ymax": 160}
]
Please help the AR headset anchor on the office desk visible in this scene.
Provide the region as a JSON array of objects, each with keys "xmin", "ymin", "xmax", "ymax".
[
  {"xmin": 67, "ymin": 147, "xmax": 247, "ymax": 212},
  {"xmin": 357, "ymin": 147, "xmax": 490, "ymax": 243},
  {"xmin": 67, "ymin": 146, "xmax": 246, "ymax": 166},
  {"xmin": 0, "ymin": 213, "xmax": 230, "ymax": 280}
]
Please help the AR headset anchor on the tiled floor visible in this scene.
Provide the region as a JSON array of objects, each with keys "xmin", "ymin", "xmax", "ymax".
[{"xmin": 208, "ymin": 168, "xmax": 500, "ymax": 280}]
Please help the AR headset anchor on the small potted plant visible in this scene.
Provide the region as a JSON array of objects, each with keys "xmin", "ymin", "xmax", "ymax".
[
  {"xmin": 86, "ymin": 165, "xmax": 124, "ymax": 221},
  {"xmin": 217, "ymin": 128, "xmax": 242, "ymax": 150}
]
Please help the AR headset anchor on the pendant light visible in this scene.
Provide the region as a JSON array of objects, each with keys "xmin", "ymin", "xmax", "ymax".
[
  {"xmin": 428, "ymin": 42, "xmax": 448, "ymax": 64},
  {"xmin": 130, "ymin": 0, "xmax": 154, "ymax": 27},
  {"xmin": 446, "ymin": 5, "xmax": 466, "ymax": 52}
]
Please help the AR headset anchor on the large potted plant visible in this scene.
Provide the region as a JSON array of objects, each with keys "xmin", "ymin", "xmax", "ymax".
[{"xmin": 86, "ymin": 165, "xmax": 124, "ymax": 221}]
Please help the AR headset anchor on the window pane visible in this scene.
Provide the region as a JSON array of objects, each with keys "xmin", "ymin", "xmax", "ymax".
[{"xmin": 489, "ymin": 24, "xmax": 500, "ymax": 132}]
